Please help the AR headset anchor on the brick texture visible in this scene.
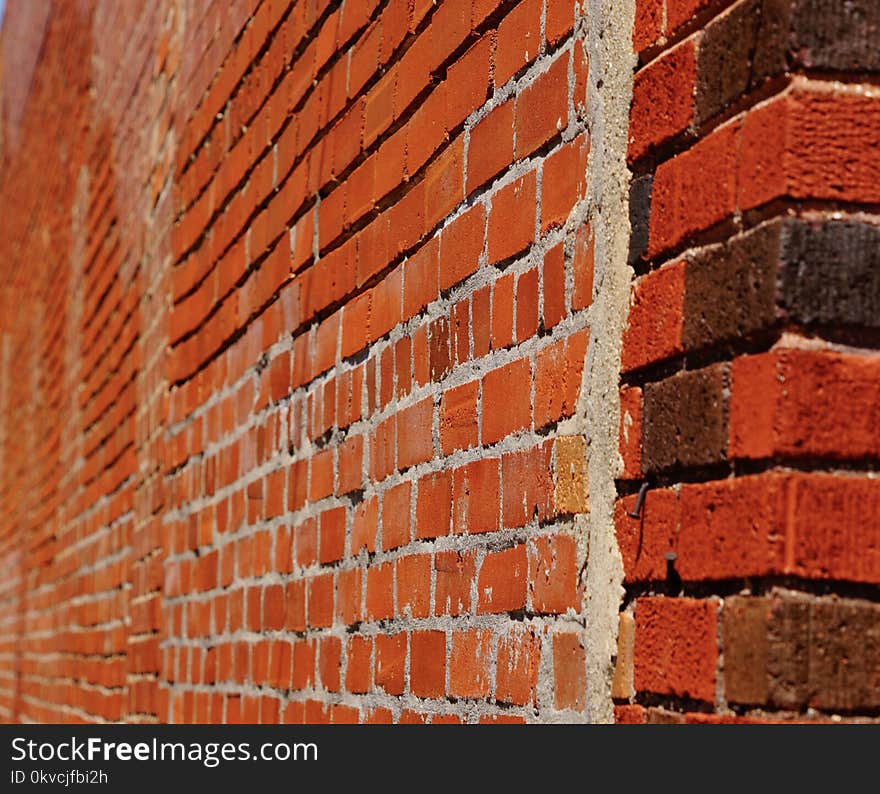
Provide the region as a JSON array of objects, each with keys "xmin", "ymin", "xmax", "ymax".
[{"xmin": 619, "ymin": 0, "xmax": 880, "ymax": 725}]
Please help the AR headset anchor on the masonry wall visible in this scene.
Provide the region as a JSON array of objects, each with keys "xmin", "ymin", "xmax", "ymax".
[
  {"xmin": 0, "ymin": 0, "xmax": 876, "ymax": 726},
  {"xmin": 615, "ymin": 0, "xmax": 880, "ymax": 722}
]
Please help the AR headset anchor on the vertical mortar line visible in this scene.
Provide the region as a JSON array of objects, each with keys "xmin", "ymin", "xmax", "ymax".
[{"xmin": 579, "ymin": 0, "xmax": 636, "ymax": 722}]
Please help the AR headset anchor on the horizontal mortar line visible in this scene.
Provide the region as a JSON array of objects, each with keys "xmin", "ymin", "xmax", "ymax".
[{"xmin": 633, "ymin": 198, "xmax": 880, "ymax": 279}]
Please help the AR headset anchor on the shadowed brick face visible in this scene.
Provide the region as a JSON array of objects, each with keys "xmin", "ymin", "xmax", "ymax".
[
  {"xmin": 0, "ymin": 0, "xmax": 877, "ymax": 728},
  {"xmin": 618, "ymin": 0, "xmax": 880, "ymax": 725}
]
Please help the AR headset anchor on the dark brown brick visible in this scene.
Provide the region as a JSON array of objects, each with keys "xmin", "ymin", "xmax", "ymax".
[
  {"xmin": 724, "ymin": 595, "xmax": 880, "ymax": 712},
  {"xmin": 642, "ymin": 364, "xmax": 729, "ymax": 473},
  {"xmin": 779, "ymin": 218, "xmax": 880, "ymax": 329},
  {"xmin": 723, "ymin": 596, "xmax": 771, "ymax": 705},
  {"xmin": 682, "ymin": 222, "xmax": 779, "ymax": 350}
]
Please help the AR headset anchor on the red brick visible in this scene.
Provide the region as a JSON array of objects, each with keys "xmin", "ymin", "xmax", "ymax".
[
  {"xmin": 516, "ymin": 55, "xmax": 569, "ymax": 159},
  {"xmin": 410, "ymin": 630, "xmax": 446, "ymax": 698},
  {"xmin": 496, "ymin": 626, "xmax": 541, "ymax": 706},
  {"xmin": 338, "ymin": 434, "xmax": 364, "ymax": 494},
  {"xmin": 440, "ymin": 203, "xmax": 486, "ymax": 290},
  {"xmin": 488, "ymin": 172, "xmax": 537, "ymax": 264},
  {"xmin": 308, "ymin": 573, "xmax": 334, "ymax": 628},
  {"xmin": 571, "ymin": 223, "xmax": 594, "ymax": 310},
  {"xmin": 452, "ymin": 458, "xmax": 500, "ymax": 535},
  {"xmin": 621, "ymin": 261, "xmax": 685, "ymax": 373},
  {"xmin": 467, "ymin": 101, "xmax": 515, "ymax": 194},
  {"xmin": 440, "ymin": 381, "xmax": 479, "ymax": 454},
  {"xmin": 534, "ymin": 330, "xmax": 588, "ymax": 428},
  {"xmin": 515, "ymin": 267, "xmax": 539, "ymax": 342},
  {"xmin": 649, "ymin": 119, "xmax": 741, "ymax": 257},
  {"xmin": 396, "ymin": 554, "xmax": 432, "ymax": 618},
  {"xmin": 382, "ymin": 481, "xmax": 412, "ymax": 550},
  {"xmin": 478, "ymin": 545, "xmax": 528, "ymax": 613},
  {"xmin": 553, "ymin": 632, "xmax": 586, "ymax": 710},
  {"xmin": 729, "ymin": 349, "xmax": 880, "ymax": 463},
  {"xmin": 397, "ymin": 397, "xmax": 435, "ymax": 470},
  {"xmin": 529, "ymin": 534, "xmax": 579, "ymax": 614},
  {"xmin": 542, "ymin": 135, "xmax": 589, "ymax": 232},
  {"xmin": 446, "ymin": 35, "xmax": 492, "ymax": 129},
  {"xmin": 619, "ymin": 386, "xmax": 643, "ymax": 480},
  {"xmin": 416, "ymin": 470, "xmax": 452, "ymax": 538},
  {"xmin": 352, "ymin": 496, "xmax": 379, "ymax": 554},
  {"xmin": 403, "ymin": 236, "xmax": 440, "ymax": 320},
  {"xmin": 482, "ymin": 357, "xmax": 532, "ymax": 444},
  {"xmin": 634, "ymin": 597, "xmax": 718, "ymax": 703},
  {"xmin": 435, "ymin": 550, "xmax": 476, "ymax": 616},
  {"xmin": 319, "ymin": 636, "xmax": 342, "ymax": 692},
  {"xmin": 633, "ymin": 0, "xmax": 664, "ymax": 53},
  {"xmin": 346, "ymin": 636, "xmax": 373, "ymax": 694},
  {"xmin": 366, "ymin": 561, "xmax": 395, "ymax": 620},
  {"xmin": 319, "ymin": 506, "xmax": 346, "ymax": 563},
  {"xmin": 542, "ymin": 243, "xmax": 566, "ymax": 329},
  {"xmin": 490, "ymin": 273, "xmax": 515, "ymax": 350},
  {"xmin": 629, "ymin": 40, "xmax": 696, "ymax": 163},
  {"xmin": 375, "ymin": 633, "xmax": 406, "ymax": 695},
  {"xmin": 495, "ymin": 0, "xmax": 542, "ymax": 86},
  {"xmin": 449, "ymin": 629, "xmax": 493, "ymax": 699},
  {"xmin": 501, "ymin": 443, "xmax": 554, "ymax": 528}
]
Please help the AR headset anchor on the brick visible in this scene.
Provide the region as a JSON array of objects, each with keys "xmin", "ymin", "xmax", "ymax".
[
  {"xmin": 410, "ymin": 630, "xmax": 446, "ymax": 698},
  {"xmin": 490, "ymin": 273, "xmax": 515, "ymax": 350},
  {"xmin": 382, "ymin": 481, "xmax": 412, "ymax": 550},
  {"xmin": 440, "ymin": 203, "xmax": 486, "ymax": 291},
  {"xmin": 467, "ymin": 101, "xmax": 515, "ymax": 194},
  {"xmin": 516, "ymin": 55, "xmax": 569, "ymax": 159},
  {"xmin": 542, "ymin": 135, "xmax": 589, "ymax": 232},
  {"xmin": 352, "ymin": 496, "xmax": 378, "ymax": 554},
  {"xmin": 553, "ymin": 632, "xmax": 586, "ymax": 711},
  {"xmin": 612, "ymin": 613, "xmax": 636, "ymax": 700},
  {"xmin": 642, "ymin": 363, "xmax": 729, "ymax": 473},
  {"xmin": 619, "ymin": 386, "xmax": 643, "ymax": 480},
  {"xmin": 529, "ymin": 534, "xmax": 578, "ymax": 614},
  {"xmin": 375, "ymin": 633, "xmax": 406, "ymax": 695},
  {"xmin": 319, "ymin": 506, "xmax": 346, "ymax": 563},
  {"xmin": 440, "ymin": 380, "xmax": 479, "ymax": 454},
  {"xmin": 487, "ymin": 172, "xmax": 536, "ymax": 264},
  {"xmin": 501, "ymin": 443, "xmax": 554, "ymax": 528},
  {"xmin": 397, "ymin": 397, "xmax": 435, "ymax": 470},
  {"xmin": 478, "ymin": 545, "xmax": 528, "ymax": 614},
  {"xmin": 496, "ymin": 626, "xmax": 541, "ymax": 706},
  {"xmin": 634, "ymin": 597, "xmax": 718, "ymax": 703},
  {"xmin": 542, "ymin": 243, "xmax": 566, "ymax": 330},
  {"xmin": 403, "ymin": 237, "xmax": 440, "ymax": 320},
  {"xmin": 482, "ymin": 358, "xmax": 532, "ymax": 444},
  {"xmin": 396, "ymin": 554, "xmax": 431, "ymax": 618},
  {"xmin": 724, "ymin": 594, "xmax": 880, "ymax": 711},
  {"xmin": 448, "ymin": 629, "xmax": 493, "ymax": 700},
  {"xmin": 649, "ymin": 119, "xmax": 740, "ymax": 257},
  {"xmin": 729, "ymin": 349, "xmax": 880, "ymax": 462},
  {"xmin": 435, "ymin": 550, "xmax": 476, "ymax": 616},
  {"xmin": 452, "ymin": 458, "xmax": 500, "ymax": 535},
  {"xmin": 366, "ymin": 561, "xmax": 395, "ymax": 621},
  {"xmin": 495, "ymin": 0, "xmax": 542, "ymax": 86},
  {"xmin": 633, "ymin": 0, "xmax": 663, "ymax": 53},
  {"xmin": 629, "ymin": 39, "xmax": 696, "ymax": 163},
  {"xmin": 553, "ymin": 435, "xmax": 588, "ymax": 515},
  {"xmin": 571, "ymin": 223, "xmax": 594, "ymax": 310},
  {"xmin": 534, "ymin": 331, "xmax": 588, "ymax": 428},
  {"xmin": 515, "ymin": 267, "xmax": 539, "ymax": 342},
  {"xmin": 416, "ymin": 470, "xmax": 453, "ymax": 538}
]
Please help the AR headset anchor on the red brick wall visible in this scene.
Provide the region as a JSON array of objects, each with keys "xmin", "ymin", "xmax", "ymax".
[
  {"xmin": 0, "ymin": 0, "xmax": 876, "ymax": 725},
  {"xmin": 616, "ymin": 0, "xmax": 880, "ymax": 723}
]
